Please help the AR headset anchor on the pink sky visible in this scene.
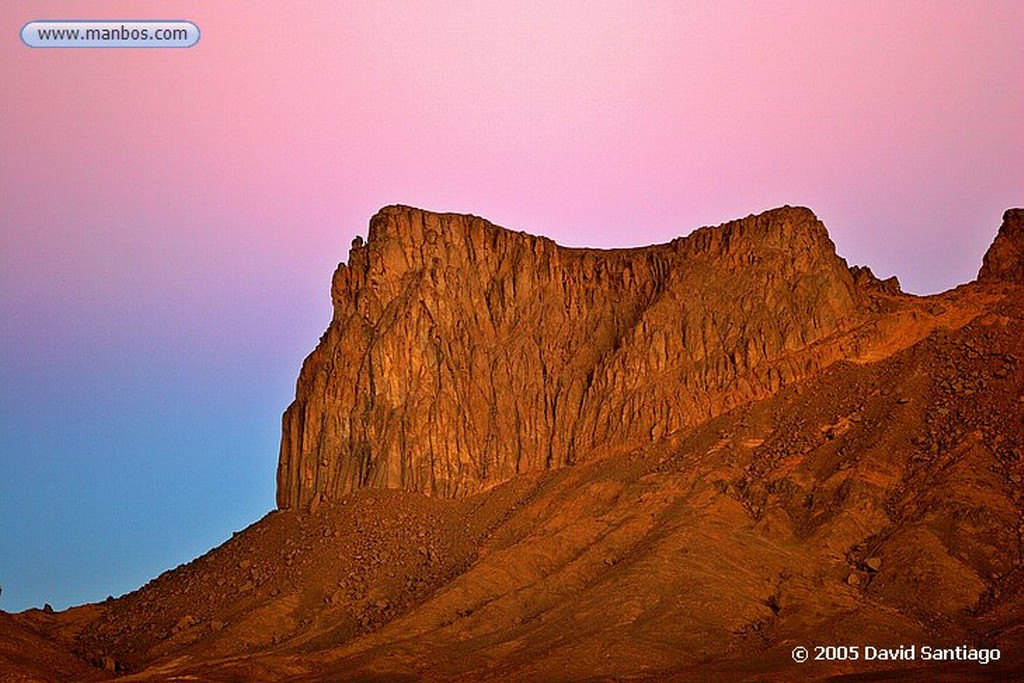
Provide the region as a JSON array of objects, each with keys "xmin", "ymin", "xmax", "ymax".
[
  {"xmin": 0, "ymin": 1, "xmax": 1021, "ymax": 610},
  {"xmin": 5, "ymin": 2, "xmax": 1022, "ymax": 294}
]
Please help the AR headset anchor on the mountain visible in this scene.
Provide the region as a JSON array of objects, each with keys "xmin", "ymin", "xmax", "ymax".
[
  {"xmin": 280, "ymin": 205, "xmax": 867, "ymax": 507},
  {"xmin": 3, "ymin": 206, "xmax": 1022, "ymax": 682}
]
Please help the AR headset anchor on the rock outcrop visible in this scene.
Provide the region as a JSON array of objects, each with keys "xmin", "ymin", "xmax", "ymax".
[
  {"xmin": 277, "ymin": 206, "xmax": 869, "ymax": 508},
  {"xmin": 849, "ymin": 264, "xmax": 901, "ymax": 295},
  {"xmin": 979, "ymin": 208, "xmax": 1024, "ymax": 283}
]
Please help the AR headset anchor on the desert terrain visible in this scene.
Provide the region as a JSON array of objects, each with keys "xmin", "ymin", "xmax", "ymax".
[{"xmin": 2, "ymin": 206, "xmax": 1022, "ymax": 682}]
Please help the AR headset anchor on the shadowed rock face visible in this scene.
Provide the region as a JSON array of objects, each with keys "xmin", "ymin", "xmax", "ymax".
[
  {"xmin": 979, "ymin": 209, "xmax": 1024, "ymax": 283},
  {"xmin": 277, "ymin": 205, "xmax": 865, "ymax": 508}
]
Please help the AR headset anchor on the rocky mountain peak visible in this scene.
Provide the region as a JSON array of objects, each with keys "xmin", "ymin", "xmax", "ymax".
[
  {"xmin": 277, "ymin": 206, "xmax": 863, "ymax": 509},
  {"xmin": 979, "ymin": 208, "xmax": 1024, "ymax": 283}
]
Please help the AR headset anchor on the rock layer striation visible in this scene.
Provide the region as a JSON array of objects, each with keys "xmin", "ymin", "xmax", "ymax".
[{"xmin": 277, "ymin": 206, "xmax": 870, "ymax": 508}]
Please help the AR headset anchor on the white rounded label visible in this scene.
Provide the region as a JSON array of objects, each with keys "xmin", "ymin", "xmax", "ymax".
[{"xmin": 21, "ymin": 21, "xmax": 200, "ymax": 49}]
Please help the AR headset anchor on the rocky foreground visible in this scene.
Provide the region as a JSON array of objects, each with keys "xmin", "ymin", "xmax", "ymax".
[{"xmin": 2, "ymin": 207, "xmax": 1022, "ymax": 682}]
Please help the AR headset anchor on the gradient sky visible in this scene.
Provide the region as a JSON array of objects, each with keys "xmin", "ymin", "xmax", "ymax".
[{"xmin": 1, "ymin": 1, "xmax": 1021, "ymax": 612}]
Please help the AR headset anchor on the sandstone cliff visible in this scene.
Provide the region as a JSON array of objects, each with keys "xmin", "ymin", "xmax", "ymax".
[{"xmin": 277, "ymin": 206, "xmax": 870, "ymax": 508}]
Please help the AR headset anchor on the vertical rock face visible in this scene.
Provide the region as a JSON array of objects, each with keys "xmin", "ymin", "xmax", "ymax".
[
  {"xmin": 979, "ymin": 208, "xmax": 1024, "ymax": 283},
  {"xmin": 277, "ymin": 205, "xmax": 861, "ymax": 509}
]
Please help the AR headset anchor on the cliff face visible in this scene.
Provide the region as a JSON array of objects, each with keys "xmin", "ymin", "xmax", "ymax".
[{"xmin": 277, "ymin": 206, "xmax": 866, "ymax": 509}]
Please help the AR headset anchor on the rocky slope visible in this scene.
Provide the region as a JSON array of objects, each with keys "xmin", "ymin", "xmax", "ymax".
[{"xmin": 279, "ymin": 206, "xmax": 875, "ymax": 508}]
